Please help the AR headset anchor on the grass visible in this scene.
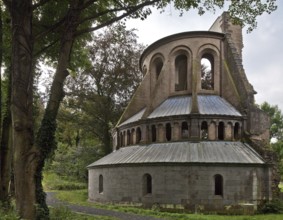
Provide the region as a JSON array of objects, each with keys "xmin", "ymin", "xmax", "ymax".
[
  {"xmin": 43, "ymin": 172, "xmax": 86, "ymax": 191},
  {"xmin": 49, "ymin": 206, "xmax": 118, "ymax": 220},
  {"xmin": 55, "ymin": 189, "xmax": 283, "ymax": 220},
  {"xmin": 43, "ymin": 172, "xmax": 283, "ymax": 220}
]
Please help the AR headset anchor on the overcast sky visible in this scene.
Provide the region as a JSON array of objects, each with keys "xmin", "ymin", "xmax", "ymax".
[{"xmin": 126, "ymin": 2, "xmax": 283, "ymax": 110}]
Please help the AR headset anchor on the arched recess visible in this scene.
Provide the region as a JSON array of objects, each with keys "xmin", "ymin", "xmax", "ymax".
[
  {"xmin": 99, "ymin": 174, "xmax": 104, "ymax": 193},
  {"xmin": 214, "ymin": 174, "xmax": 223, "ymax": 196},
  {"xmin": 143, "ymin": 173, "xmax": 152, "ymax": 195},
  {"xmin": 169, "ymin": 47, "xmax": 192, "ymax": 93},
  {"xmin": 127, "ymin": 130, "xmax": 131, "ymax": 145},
  {"xmin": 136, "ymin": 127, "xmax": 142, "ymax": 144},
  {"xmin": 166, "ymin": 123, "xmax": 172, "ymax": 141},
  {"xmin": 175, "ymin": 54, "xmax": 188, "ymax": 91},
  {"xmin": 151, "ymin": 125, "xmax": 156, "ymax": 143},
  {"xmin": 198, "ymin": 45, "xmax": 220, "ymax": 93},
  {"xmin": 201, "ymin": 54, "xmax": 214, "ymax": 90},
  {"xmin": 150, "ymin": 54, "xmax": 164, "ymax": 80},
  {"xmin": 181, "ymin": 122, "xmax": 189, "ymax": 139},
  {"xmin": 201, "ymin": 121, "xmax": 208, "ymax": 140},
  {"xmin": 234, "ymin": 122, "xmax": 240, "ymax": 140},
  {"xmin": 218, "ymin": 121, "xmax": 225, "ymax": 140}
]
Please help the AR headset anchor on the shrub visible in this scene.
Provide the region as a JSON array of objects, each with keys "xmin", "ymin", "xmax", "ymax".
[
  {"xmin": 258, "ymin": 199, "xmax": 283, "ymax": 214},
  {"xmin": 0, "ymin": 203, "xmax": 20, "ymax": 220}
]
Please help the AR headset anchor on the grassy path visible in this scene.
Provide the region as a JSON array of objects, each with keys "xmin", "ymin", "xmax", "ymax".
[{"xmin": 47, "ymin": 192, "xmax": 162, "ymax": 220}]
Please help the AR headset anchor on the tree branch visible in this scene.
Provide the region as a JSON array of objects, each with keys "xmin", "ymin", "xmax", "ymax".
[
  {"xmin": 33, "ymin": 38, "xmax": 60, "ymax": 57},
  {"xmin": 32, "ymin": 0, "xmax": 51, "ymax": 10},
  {"xmin": 75, "ymin": 0, "xmax": 160, "ymax": 37}
]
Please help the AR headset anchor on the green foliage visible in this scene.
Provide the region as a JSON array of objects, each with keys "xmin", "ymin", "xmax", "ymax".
[
  {"xmin": 0, "ymin": 203, "xmax": 20, "ymax": 220},
  {"xmin": 43, "ymin": 172, "xmax": 86, "ymax": 191},
  {"xmin": 260, "ymin": 102, "xmax": 283, "ymax": 175},
  {"xmin": 258, "ymin": 199, "xmax": 283, "ymax": 214},
  {"xmin": 48, "ymin": 142, "xmax": 102, "ymax": 182},
  {"xmin": 260, "ymin": 102, "xmax": 283, "ymax": 141}
]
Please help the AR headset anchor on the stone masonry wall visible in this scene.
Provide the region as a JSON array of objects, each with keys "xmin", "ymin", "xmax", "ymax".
[{"xmin": 89, "ymin": 164, "xmax": 270, "ymax": 211}]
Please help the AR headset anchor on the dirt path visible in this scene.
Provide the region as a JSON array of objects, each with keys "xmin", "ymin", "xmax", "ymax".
[{"xmin": 46, "ymin": 192, "xmax": 163, "ymax": 220}]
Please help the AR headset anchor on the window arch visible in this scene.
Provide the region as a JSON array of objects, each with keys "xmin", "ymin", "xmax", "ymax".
[
  {"xmin": 143, "ymin": 173, "xmax": 152, "ymax": 195},
  {"xmin": 151, "ymin": 125, "xmax": 156, "ymax": 142},
  {"xmin": 119, "ymin": 132, "xmax": 123, "ymax": 147},
  {"xmin": 152, "ymin": 56, "xmax": 164, "ymax": 80},
  {"xmin": 99, "ymin": 175, "xmax": 103, "ymax": 193},
  {"xmin": 136, "ymin": 127, "xmax": 142, "ymax": 144},
  {"xmin": 181, "ymin": 122, "xmax": 189, "ymax": 139},
  {"xmin": 127, "ymin": 130, "xmax": 131, "ymax": 145},
  {"xmin": 234, "ymin": 122, "xmax": 240, "ymax": 140},
  {"xmin": 201, "ymin": 121, "xmax": 208, "ymax": 140},
  {"xmin": 218, "ymin": 122, "xmax": 225, "ymax": 140},
  {"xmin": 130, "ymin": 128, "xmax": 135, "ymax": 145},
  {"xmin": 166, "ymin": 123, "xmax": 172, "ymax": 141},
  {"xmin": 201, "ymin": 53, "xmax": 214, "ymax": 90},
  {"xmin": 214, "ymin": 174, "xmax": 223, "ymax": 196},
  {"xmin": 175, "ymin": 54, "xmax": 187, "ymax": 91}
]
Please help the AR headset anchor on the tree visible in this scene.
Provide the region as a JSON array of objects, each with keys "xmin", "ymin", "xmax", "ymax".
[
  {"xmin": 63, "ymin": 23, "xmax": 144, "ymax": 155},
  {"xmin": 260, "ymin": 102, "xmax": 283, "ymax": 141},
  {"xmin": 260, "ymin": 102, "xmax": 283, "ymax": 175},
  {"xmin": 1, "ymin": 0, "xmax": 278, "ymax": 219}
]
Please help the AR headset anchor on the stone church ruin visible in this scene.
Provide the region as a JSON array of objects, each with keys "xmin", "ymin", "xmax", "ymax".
[{"xmin": 88, "ymin": 12, "xmax": 279, "ymax": 212}]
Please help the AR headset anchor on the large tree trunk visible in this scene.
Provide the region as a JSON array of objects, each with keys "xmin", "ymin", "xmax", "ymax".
[
  {"xmin": 35, "ymin": 1, "xmax": 80, "ymax": 215},
  {"xmin": 9, "ymin": 0, "xmax": 38, "ymax": 219},
  {"xmin": 0, "ymin": 68, "xmax": 13, "ymax": 205}
]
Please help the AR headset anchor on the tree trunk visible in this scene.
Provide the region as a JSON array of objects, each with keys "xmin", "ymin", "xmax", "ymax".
[
  {"xmin": 35, "ymin": 1, "xmax": 80, "ymax": 216},
  {"xmin": 0, "ymin": 68, "xmax": 13, "ymax": 205},
  {"xmin": 9, "ymin": 0, "xmax": 38, "ymax": 219}
]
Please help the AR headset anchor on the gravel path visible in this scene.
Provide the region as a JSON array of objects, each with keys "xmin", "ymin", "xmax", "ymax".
[{"xmin": 46, "ymin": 192, "xmax": 163, "ymax": 220}]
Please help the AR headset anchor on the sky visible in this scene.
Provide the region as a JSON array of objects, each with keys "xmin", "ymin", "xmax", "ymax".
[{"xmin": 126, "ymin": 2, "xmax": 283, "ymax": 110}]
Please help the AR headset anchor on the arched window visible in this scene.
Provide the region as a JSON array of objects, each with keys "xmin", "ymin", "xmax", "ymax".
[
  {"xmin": 214, "ymin": 174, "xmax": 223, "ymax": 196},
  {"xmin": 153, "ymin": 57, "xmax": 163, "ymax": 79},
  {"xmin": 201, "ymin": 121, "xmax": 208, "ymax": 140},
  {"xmin": 99, "ymin": 175, "xmax": 103, "ymax": 193},
  {"xmin": 181, "ymin": 122, "xmax": 189, "ymax": 139},
  {"xmin": 119, "ymin": 132, "xmax": 123, "ymax": 147},
  {"xmin": 127, "ymin": 130, "xmax": 131, "ymax": 146},
  {"xmin": 151, "ymin": 125, "xmax": 156, "ymax": 142},
  {"xmin": 130, "ymin": 128, "xmax": 135, "ymax": 145},
  {"xmin": 143, "ymin": 174, "xmax": 152, "ymax": 195},
  {"xmin": 234, "ymin": 122, "xmax": 240, "ymax": 140},
  {"xmin": 175, "ymin": 54, "xmax": 187, "ymax": 91},
  {"xmin": 218, "ymin": 122, "xmax": 225, "ymax": 140},
  {"xmin": 166, "ymin": 123, "xmax": 172, "ymax": 141},
  {"xmin": 136, "ymin": 127, "xmax": 142, "ymax": 144},
  {"xmin": 201, "ymin": 54, "xmax": 214, "ymax": 90}
]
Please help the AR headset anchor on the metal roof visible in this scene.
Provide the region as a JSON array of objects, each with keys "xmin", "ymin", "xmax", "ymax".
[
  {"xmin": 119, "ymin": 95, "xmax": 242, "ymax": 127},
  {"xmin": 88, "ymin": 142, "xmax": 264, "ymax": 168},
  {"xmin": 119, "ymin": 108, "xmax": 146, "ymax": 126},
  {"xmin": 198, "ymin": 95, "xmax": 241, "ymax": 116},
  {"xmin": 148, "ymin": 96, "xmax": 191, "ymax": 118}
]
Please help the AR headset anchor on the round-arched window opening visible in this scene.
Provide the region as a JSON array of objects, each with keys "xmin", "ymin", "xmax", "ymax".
[
  {"xmin": 153, "ymin": 57, "xmax": 163, "ymax": 79},
  {"xmin": 175, "ymin": 54, "xmax": 187, "ymax": 91},
  {"xmin": 201, "ymin": 121, "xmax": 208, "ymax": 140},
  {"xmin": 143, "ymin": 173, "xmax": 152, "ymax": 195},
  {"xmin": 201, "ymin": 54, "xmax": 214, "ymax": 90},
  {"xmin": 214, "ymin": 174, "xmax": 223, "ymax": 196}
]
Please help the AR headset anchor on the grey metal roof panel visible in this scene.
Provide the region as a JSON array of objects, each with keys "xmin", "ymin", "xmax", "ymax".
[
  {"xmin": 148, "ymin": 96, "xmax": 191, "ymax": 118},
  {"xmin": 198, "ymin": 95, "xmax": 241, "ymax": 116},
  {"xmin": 119, "ymin": 108, "xmax": 146, "ymax": 126},
  {"xmin": 88, "ymin": 142, "xmax": 264, "ymax": 168}
]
